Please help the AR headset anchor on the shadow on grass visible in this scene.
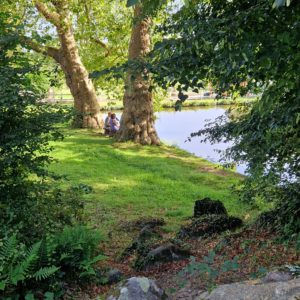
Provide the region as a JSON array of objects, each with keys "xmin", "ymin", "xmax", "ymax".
[{"xmin": 50, "ymin": 132, "xmax": 256, "ymax": 245}]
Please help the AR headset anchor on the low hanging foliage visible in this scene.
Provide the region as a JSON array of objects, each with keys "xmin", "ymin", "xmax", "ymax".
[
  {"xmin": 148, "ymin": 0, "xmax": 300, "ymax": 235},
  {"xmin": 0, "ymin": 12, "xmax": 106, "ymax": 298},
  {"xmin": 0, "ymin": 12, "xmax": 80, "ymax": 240}
]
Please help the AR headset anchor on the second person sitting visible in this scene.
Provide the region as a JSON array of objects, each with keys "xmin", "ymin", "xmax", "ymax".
[{"xmin": 109, "ymin": 113, "xmax": 120, "ymax": 134}]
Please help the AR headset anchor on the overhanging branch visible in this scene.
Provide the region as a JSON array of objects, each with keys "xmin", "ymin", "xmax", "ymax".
[
  {"xmin": 91, "ymin": 37, "xmax": 110, "ymax": 57},
  {"xmin": 20, "ymin": 36, "xmax": 61, "ymax": 62},
  {"xmin": 33, "ymin": 0, "xmax": 61, "ymax": 28}
]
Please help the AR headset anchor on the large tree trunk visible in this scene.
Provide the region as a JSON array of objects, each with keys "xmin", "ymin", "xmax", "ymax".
[
  {"xmin": 30, "ymin": 0, "xmax": 102, "ymax": 129},
  {"xmin": 117, "ymin": 5, "xmax": 160, "ymax": 145},
  {"xmin": 58, "ymin": 29, "xmax": 103, "ymax": 128}
]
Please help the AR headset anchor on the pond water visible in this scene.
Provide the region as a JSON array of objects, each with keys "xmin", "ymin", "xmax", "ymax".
[
  {"xmin": 155, "ymin": 107, "xmax": 247, "ymax": 175},
  {"xmin": 110, "ymin": 106, "xmax": 247, "ymax": 174}
]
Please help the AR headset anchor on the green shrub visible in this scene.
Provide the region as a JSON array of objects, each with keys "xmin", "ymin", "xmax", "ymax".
[
  {"xmin": 179, "ymin": 251, "xmax": 239, "ymax": 283},
  {"xmin": 0, "ymin": 185, "xmax": 86, "ymax": 242},
  {"xmin": 0, "ymin": 12, "xmax": 75, "ymax": 242},
  {"xmin": 0, "ymin": 11, "xmax": 105, "ymax": 300},
  {"xmin": 0, "ymin": 227, "xmax": 105, "ymax": 299},
  {"xmin": 0, "ymin": 235, "xmax": 59, "ymax": 299},
  {"xmin": 51, "ymin": 226, "xmax": 105, "ymax": 281}
]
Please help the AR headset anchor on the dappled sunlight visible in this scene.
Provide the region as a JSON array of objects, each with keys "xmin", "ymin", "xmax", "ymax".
[{"xmin": 49, "ymin": 130, "xmax": 260, "ymax": 237}]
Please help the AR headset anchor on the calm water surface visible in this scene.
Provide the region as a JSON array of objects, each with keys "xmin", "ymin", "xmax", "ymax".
[
  {"xmin": 111, "ymin": 107, "xmax": 246, "ymax": 174},
  {"xmin": 155, "ymin": 107, "xmax": 247, "ymax": 174}
]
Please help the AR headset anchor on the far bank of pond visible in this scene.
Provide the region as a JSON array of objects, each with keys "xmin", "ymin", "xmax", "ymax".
[{"xmin": 99, "ymin": 97, "xmax": 257, "ymax": 111}]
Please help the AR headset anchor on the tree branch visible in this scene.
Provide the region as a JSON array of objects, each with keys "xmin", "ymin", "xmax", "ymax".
[
  {"xmin": 33, "ymin": 0, "xmax": 61, "ymax": 28},
  {"xmin": 91, "ymin": 37, "xmax": 110, "ymax": 57},
  {"xmin": 83, "ymin": 2, "xmax": 110, "ymax": 57},
  {"xmin": 20, "ymin": 36, "xmax": 61, "ymax": 62}
]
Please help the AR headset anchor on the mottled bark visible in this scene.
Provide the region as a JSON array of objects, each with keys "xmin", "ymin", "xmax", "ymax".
[
  {"xmin": 57, "ymin": 28, "xmax": 102, "ymax": 128},
  {"xmin": 117, "ymin": 5, "xmax": 160, "ymax": 145},
  {"xmin": 26, "ymin": 0, "xmax": 103, "ymax": 129}
]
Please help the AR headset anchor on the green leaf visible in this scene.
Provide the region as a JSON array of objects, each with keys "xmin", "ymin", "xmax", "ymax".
[
  {"xmin": 0, "ymin": 280, "xmax": 6, "ymax": 291},
  {"xmin": 203, "ymin": 251, "xmax": 216, "ymax": 264},
  {"xmin": 25, "ymin": 293, "xmax": 35, "ymax": 300},
  {"xmin": 34, "ymin": 266, "xmax": 59, "ymax": 281},
  {"xmin": 44, "ymin": 292, "xmax": 54, "ymax": 300}
]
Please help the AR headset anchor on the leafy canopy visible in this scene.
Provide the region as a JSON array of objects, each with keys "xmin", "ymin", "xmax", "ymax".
[{"xmin": 149, "ymin": 0, "xmax": 299, "ymax": 234}]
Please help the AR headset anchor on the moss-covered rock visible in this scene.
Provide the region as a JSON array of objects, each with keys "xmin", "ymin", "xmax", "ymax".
[{"xmin": 121, "ymin": 224, "xmax": 162, "ymax": 259}]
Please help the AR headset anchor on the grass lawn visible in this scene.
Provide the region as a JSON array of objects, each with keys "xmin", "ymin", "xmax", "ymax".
[{"xmin": 49, "ymin": 128, "xmax": 261, "ymax": 251}]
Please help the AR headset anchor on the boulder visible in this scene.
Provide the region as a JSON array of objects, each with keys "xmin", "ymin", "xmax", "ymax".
[
  {"xmin": 123, "ymin": 218, "xmax": 166, "ymax": 231},
  {"xmin": 194, "ymin": 198, "xmax": 227, "ymax": 218},
  {"xmin": 197, "ymin": 278, "xmax": 300, "ymax": 300},
  {"xmin": 122, "ymin": 224, "xmax": 162, "ymax": 258},
  {"xmin": 136, "ymin": 243, "xmax": 190, "ymax": 270},
  {"xmin": 262, "ymin": 271, "xmax": 293, "ymax": 283},
  {"xmin": 107, "ymin": 268, "xmax": 123, "ymax": 284},
  {"xmin": 253, "ymin": 210, "xmax": 278, "ymax": 227},
  {"xmin": 107, "ymin": 277, "xmax": 169, "ymax": 300},
  {"xmin": 179, "ymin": 214, "xmax": 243, "ymax": 238}
]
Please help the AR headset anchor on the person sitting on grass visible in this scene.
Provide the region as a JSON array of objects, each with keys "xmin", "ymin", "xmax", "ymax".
[
  {"xmin": 109, "ymin": 113, "xmax": 120, "ymax": 134},
  {"xmin": 104, "ymin": 111, "xmax": 112, "ymax": 135}
]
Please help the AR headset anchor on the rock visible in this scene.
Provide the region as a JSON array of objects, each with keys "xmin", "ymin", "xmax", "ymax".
[
  {"xmin": 123, "ymin": 218, "xmax": 166, "ymax": 230},
  {"xmin": 121, "ymin": 224, "xmax": 162, "ymax": 258},
  {"xmin": 253, "ymin": 210, "xmax": 278, "ymax": 227},
  {"xmin": 262, "ymin": 271, "xmax": 293, "ymax": 283},
  {"xmin": 107, "ymin": 268, "xmax": 123, "ymax": 284},
  {"xmin": 139, "ymin": 224, "xmax": 160, "ymax": 239},
  {"xmin": 197, "ymin": 278, "xmax": 300, "ymax": 300},
  {"xmin": 179, "ymin": 214, "xmax": 243, "ymax": 238},
  {"xmin": 107, "ymin": 277, "xmax": 169, "ymax": 300},
  {"xmin": 194, "ymin": 198, "xmax": 227, "ymax": 218},
  {"xmin": 174, "ymin": 283, "xmax": 203, "ymax": 300},
  {"xmin": 136, "ymin": 243, "xmax": 190, "ymax": 270}
]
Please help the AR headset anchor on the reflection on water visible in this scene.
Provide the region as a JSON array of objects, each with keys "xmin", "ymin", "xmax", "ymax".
[
  {"xmin": 109, "ymin": 107, "xmax": 247, "ymax": 174},
  {"xmin": 155, "ymin": 107, "xmax": 247, "ymax": 174}
]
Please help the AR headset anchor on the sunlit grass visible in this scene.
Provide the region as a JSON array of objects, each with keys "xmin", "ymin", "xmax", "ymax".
[{"xmin": 49, "ymin": 128, "xmax": 261, "ymax": 249}]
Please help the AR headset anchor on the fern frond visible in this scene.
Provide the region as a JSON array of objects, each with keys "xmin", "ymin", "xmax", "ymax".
[
  {"xmin": 10, "ymin": 241, "xmax": 41, "ymax": 285},
  {"xmin": 81, "ymin": 254, "xmax": 106, "ymax": 266},
  {"xmin": 22, "ymin": 241, "xmax": 42, "ymax": 273},
  {"xmin": 0, "ymin": 279, "xmax": 7, "ymax": 291},
  {"xmin": 33, "ymin": 266, "xmax": 59, "ymax": 281},
  {"xmin": 0, "ymin": 234, "xmax": 18, "ymax": 262},
  {"xmin": 37, "ymin": 238, "xmax": 49, "ymax": 268}
]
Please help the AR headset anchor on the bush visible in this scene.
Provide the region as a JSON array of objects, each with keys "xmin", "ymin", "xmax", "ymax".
[
  {"xmin": 0, "ymin": 226, "xmax": 105, "ymax": 299},
  {"xmin": 0, "ymin": 12, "xmax": 73, "ymax": 241},
  {"xmin": 0, "ymin": 13, "xmax": 105, "ymax": 299},
  {"xmin": 51, "ymin": 226, "xmax": 105, "ymax": 281}
]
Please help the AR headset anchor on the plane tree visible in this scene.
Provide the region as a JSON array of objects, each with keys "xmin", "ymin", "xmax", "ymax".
[
  {"xmin": 117, "ymin": 1, "xmax": 163, "ymax": 145},
  {"xmin": 4, "ymin": 0, "xmax": 131, "ymax": 128}
]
